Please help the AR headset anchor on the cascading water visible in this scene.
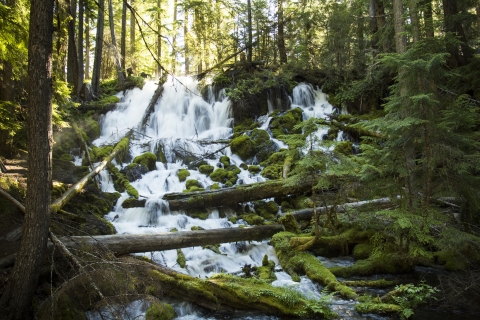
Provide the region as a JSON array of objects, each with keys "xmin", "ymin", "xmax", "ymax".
[{"xmin": 88, "ymin": 77, "xmax": 387, "ymax": 319}]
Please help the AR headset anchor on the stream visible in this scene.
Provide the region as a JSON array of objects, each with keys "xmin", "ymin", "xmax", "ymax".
[{"xmin": 85, "ymin": 77, "xmax": 473, "ymax": 320}]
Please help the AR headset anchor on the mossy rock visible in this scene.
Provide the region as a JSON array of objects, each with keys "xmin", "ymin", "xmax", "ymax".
[
  {"xmin": 240, "ymin": 213, "xmax": 264, "ymax": 225},
  {"xmin": 353, "ymin": 243, "xmax": 374, "ymax": 260},
  {"xmin": 254, "ymin": 201, "xmax": 278, "ymax": 219},
  {"xmin": 333, "ymin": 141, "xmax": 353, "ymax": 156},
  {"xmin": 145, "ymin": 302, "xmax": 175, "ymax": 320},
  {"xmin": 185, "ymin": 179, "xmax": 200, "ymax": 189},
  {"xmin": 133, "ymin": 152, "xmax": 157, "ymax": 171},
  {"xmin": 253, "ymin": 255, "xmax": 277, "ymax": 282},
  {"xmin": 191, "ymin": 226, "xmax": 205, "ymax": 231},
  {"xmin": 210, "ymin": 168, "xmax": 238, "ymax": 186},
  {"xmin": 107, "ymin": 163, "xmax": 139, "ymax": 199},
  {"xmin": 122, "ymin": 198, "xmax": 147, "ymax": 208},
  {"xmin": 80, "ymin": 117, "xmax": 101, "ymax": 141},
  {"xmin": 230, "ymin": 135, "xmax": 255, "ymax": 161},
  {"xmin": 250, "ymin": 128, "xmax": 270, "ymax": 146},
  {"xmin": 188, "ymin": 210, "xmax": 209, "ymax": 220},
  {"xmin": 199, "ymin": 164, "xmax": 214, "ymax": 175},
  {"xmin": 261, "ymin": 164, "xmax": 283, "ymax": 180},
  {"xmin": 327, "ymin": 126, "xmax": 339, "ymax": 140},
  {"xmin": 122, "ymin": 163, "xmax": 149, "ymax": 182},
  {"xmin": 157, "ymin": 144, "xmax": 167, "ymax": 164},
  {"xmin": 279, "ymin": 213, "xmax": 300, "ymax": 233},
  {"xmin": 248, "ymin": 165, "xmax": 261, "ymax": 173},
  {"xmin": 177, "ymin": 169, "xmax": 190, "ymax": 182},
  {"xmin": 210, "ymin": 183, "xmax": 220, "ymax": 190},
  {"xmin": 239, "ymin": 163, "xmax": 248, "ymax": 170},
  {"xmin": 220, "ymin": 155, "xmax": 230, "ymax": 167},
  {"xmin": 270, "ymin": 107, "xmax": 303, "ymax": 138},
  {"xmin": 226, "ymin": 165, "xmax": 241, "ymax": 175}
]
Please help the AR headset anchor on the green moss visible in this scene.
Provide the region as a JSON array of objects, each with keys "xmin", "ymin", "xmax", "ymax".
[
  {"xmin": 329, "ymin": 254, "xmax": 413, "ymax": 278},
  {"xmin": 170, "ymin": 228, "xmax": 178, "ymax": 232},
  {"xmin": 209, "ymin": 168, "xmax": 237, "ymax": 185},
  {"xmin": 333, "ymin": 141, "xmax": 353, "ymax": 156},
  {"xmin": 145, "ymin": 302, "xmax": 175, "ymax": 320},
  {"xmin": 343, "ymin": 279, "xmax": 398, "ymax": 288},
  {"xmin": 185, "ymin": 179, "xmax": 200, "ymax": 189},
  {"xmin": 248, "ymin": 165, "xmax": 261, "ymax": 173},
  {"xmin": 203, "ymin": 244, "xmax": 223, "ymax": 254},
  {"xmin": 177, "ymin": 169, "xmax": 191, "ymax": 182},
  {"xmin": 184, "ymin": 186, "xmax": 205, "ymax": 192},
  {"xmin": 279, "ymin": 213, "xmax": 300, "ymax": 233},
  {"xmin": 240, "ymin": 213, "xmax": 264, "ymax": 225},
  {"xmin": 231, "ymin": 135, "xmax": 255, "ymax": 160},
  {"xmin": 254, "ymin": 201, "xmax": 279, "ymax": 219},
  {"xmin": 177, "ymin": 249, "xmax": 186, "ymax": 268},
  {"xmin": 227, "ymin": 165, "xmax": 241, "ymax": 175},
  {"xmin": 133, "ymin": 152, "xmax": 157, "ymax": 171},
  {"xmin": 253, "ymin": 255, "xmax": 277, "ymax": 282},
  {"xmin": 270, "ymin": 107, "xmax": 303, "ymax": 138},
  {"xmin": 354, "ymin": 302, "xmax": 402, "ymax": 314},
  {"xmin": 90, "ymin": 95, "xmax": 121, "ymax": 108},
  {"xmin": 190, "ymin": 226, "xmax": 205, "ymax": 231},
  {"xmin": 220, "ymin": 155, "xmax": 230, "ymax": 167},
  {"xmin": 435, "ymin": 250, "xmax": 469, "ymax": 271},
  {"xmin": 107, "ymin": 163, "xmax": 139, "ymax": 199},
  {"xmin": 261, "ymin": 164, "xmax": 283, "ymax": 180},
  {"xmin": 210, "ymin": 183, "xmax": 220, "ymax": 190},
  {"xmin": 80, "ymin": 117, "xmax": 101, "ymax": 141},
  {"xmin": 353, "ymin": 243, "xmax": 374, "ymax": 260},
  {"xmin": 157, "ymin": 144, "xmax": 167, "ymax": 163},
  {"xmin": 228, "ymin": 216, "xmax": 238, "ymax": 224},
  {"xmin": 92, "ymin": 145, "xmax": 114, "ymax": 161},
  {"xmin": 199, "ymin": 164, "xmax": 214, "ymax": 175},
  {"xmin": 239, "ymin": 163, "xmax": 248, "ymax": 170},
  {"xmin": 271, "ymin": 232, "xmax": 357, "ymax": 300}
]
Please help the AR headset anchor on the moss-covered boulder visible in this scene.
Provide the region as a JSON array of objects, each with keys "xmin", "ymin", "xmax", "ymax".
[
  {"xmin": 210, "ymin": 168, "xmax": 238, "ymax": 186},
  {"xmin": 184, "ymin": 179, "xmax": 204, "ymax": 192},
  {"xmin": 133, "ymin": 152, "xmax": 157, "ymax": 171},
  {"xmin": 353, "ymin": 243, "xmax": 374, "ymax": 260},
  {"xmin": 220, "ymin": 155, "xmax": 230, "ymax": 167},
  {"xmin": 79, "ymin": 117, "xmax": 101, "ymax": 141},
  {"xmin": 253, "ymin": 255, "xmax": 277, "ymax": 282},
  {"xmin": 176, "ymin": 249, "xmax": 186, "ymax": 268},
  {"xmin": 248, "ymin": 165, "xmax": 261, "ymax": 173},
  {"xmin": 231, "ymin": 135, "xmax": 256, "ymax": 160},
  {"xmin": 107, "ymin": 163, "xmax": 139, "ymax": 198},
  {"xmin": 270, "ymin": 107, "xmax": 303, "ymax": 138},
  {"xmin": 210, "ymin": 183, "xmax": 220, "ymax": 190},
  {"xmin": 199, "ymin": 164, "xmax": 214, "ymax": 175},
  {"xmin": 176, "ymin": 169, "xmax": 190, "ymax": 182},
  {"xmin": 254, "ymin": 201, "xmax": 279, "ymax": 220},
  {"xmin": 240, "ymin": 213, "xmax": 264, "ymax": 225},
  {"xmin": 145, "ymin": 301, "xmax": 175, "ymax": 320},
  {"xmin": 261, "ymin": 164, "xmax": 283, "ymax": 180}
]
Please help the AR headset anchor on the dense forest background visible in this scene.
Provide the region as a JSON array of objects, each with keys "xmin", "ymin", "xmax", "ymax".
[{"xmin": 1, "ymin": 0, "xmax": 480, "ymax": 319}]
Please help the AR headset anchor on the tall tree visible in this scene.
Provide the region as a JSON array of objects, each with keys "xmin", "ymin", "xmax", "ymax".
[
  {"xmin": 277, "ymin": 0, "xmax": 287, "ymax": 64},
  {"xmin": 91, "ymin": 0, "xmax": 105, "ymax": 95},
  {"xmin": 85, "ymin": 2, "xmax": 91, "ymax": 78},
  {"xmin": 0, "ymin": 0, "xmax": 54, "ymax": 318},
  {"xmin": 67, "ymin": 0, "xmax": 79, "ymax": 91},
  {"xmin": 172, "ymin": 0, "xmax": 178, "ymax": 74},
  {"xmin": 107, "ymin": 0, "xmax": 125, "ymax": 86},
  {"xmin": 121, "ymin": 0, "xmax": 127, "ymax": 73},
  {"xmin": 247, "ymin": 0, "xmax": 253, "ymax": 63},
  {"xmin": 77, "ymin": 0, "xmax": 84, "ymax": 97},
  {"xmin": 184, "ymin": 6, "xmax": 190, "ymax": 74},
  {"xmin": 157, "ymin": 0, "xmax": 162, "ymax": 77},
  {"xmin": 130, "ymin": 0, "xmax": 136, "ymax": 73}
]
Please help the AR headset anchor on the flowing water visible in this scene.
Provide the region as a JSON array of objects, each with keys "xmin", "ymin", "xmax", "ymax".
[{"xmin": 85, "ymin": 78, "xmax": 459, "ymax": 319}]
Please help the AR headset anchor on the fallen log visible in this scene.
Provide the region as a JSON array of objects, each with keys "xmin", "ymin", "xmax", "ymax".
[
  {"xmin": 133, "ymin": 179, "xmax": 313, "ymax": 211},
  {"xmin": 51, "ymin": 135, "xmax": 131, "ymax": 212},
  {"xmin": 140, "ymin": 79, "xmax": 165, "ymax": 128},
  {"xmin": 291, "ymin": 197, "xmax": 395, "ymax": 221},
  {"xmin": 60, "ymin": 224, "xmax": 284, "ymax": 255}
]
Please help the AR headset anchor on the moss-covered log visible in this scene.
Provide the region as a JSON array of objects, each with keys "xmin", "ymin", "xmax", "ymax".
[
  {"xmin": 140, "ymin": 80, "xmax": 166, "ymax": 128},
  {"xmin": 156, "ymin": 180, "xmax": 312, "ymax": 211},
  {"xmin": 148, "ymin": 265, "xmax": 334, "ymax": 318},
  {"xmin": 59, "ymin": 224, "xmax": 284, "ymax": 255},
  {"xmin": 271, "ymin": 232, "xmax": 358, "ymax": 300},
  {"xmin": 51, "ymin": 135, "xmax": 131, "ymax": 212}
]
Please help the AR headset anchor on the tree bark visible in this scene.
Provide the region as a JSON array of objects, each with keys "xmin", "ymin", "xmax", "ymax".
[
  {"xmin": 277, "ymin": 0, "xmax": 287, "ymax": 64},
  {"xmin": 108, "ymin": 0, "xmax": 125, "ymax": 86},
  {"xmin": 130, "ymin": 0, "xmax": 136, "ymax": 73},
  {"xmin": 422, "ymin": 0, "xmax": 434, "ymax": 39},
  {"xmin": 156, "ymin": 179, "xmax": 313, "ymax": 211},
  {"xmin": 442, "ymin": 0, "xmax": 473, "ymax": 67},
  {"xmin": 59, "ymin": 225, "xmax": 284, "ymax": 255},
  {"xmin": 408, "ymin": 0, "xmax": 420, "ymax": 43},
  {"xmin": 85, "ymin": 4, "xmax": 90, "ymax": 78},
  {"xmin": 0, "ymin": 0, "xmax": 54, "ymax": 317},
  {"xmin": 392, "ymin": 0, "xmax": 406, "ymax": 54},
  {"xmin": 77, "ymin": 0, "xmax": 84, "ymax": 97},
  {"xmin": 91, "ymin": 0, "xmax": 105, "ymax": 95},
  {"xmin": 67, "ymin": 0, "xmax": 79, "ymax": 92},
  {"xmin": 157, "ymin": 0, "xmax": 162, "ymax": 77},
  {"xmin": 247, "ymin": 0, "xmax": 253, "ymax": 63},
  {"xmin": 184, "ymin": 7, "xmax": 189, "ymax": 75},
  {"xmin": 121, "ymin": 0, "xmax": 127, "ymax": 73}
]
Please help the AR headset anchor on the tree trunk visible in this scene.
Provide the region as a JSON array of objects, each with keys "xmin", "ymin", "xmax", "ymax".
[
  {"xmin": 369, "ymin": 0, "xmax": 378, "ymax": 51},
  {"xmin": 59, "ymin": 225, "xmax": 284, "ymax": 255},
  {"xmin": 140, "ymin": 81, "xmax": 166, "ymax": 128},
  {"xmin": 121, "ymin": 0, "xmax": 127, "ymax": 74},
  {"xmin": 409, "ymin": 0, "xmax": 420, "ymax": 43},
  {"xmin": 130, "ymin": 0, "xmax": 136, "ymax": 73},
  {"xmin": 247, "ymin": 0, "xmax": 253, "ymax": 63},
  {"xmin": 108, "ymin": 0, "xmax": 125, "ymax": 86},
  {"xmin": 442, "ymin": 0, "xmax": 473, "ymax": 67},
  {"xmin": 0, "ymin": 0, "xmax": 54, "ymax": 317},
  {"xmin": 184, "ymin": 8, "xmax": 189, "ymax": 75},
  {"xmin": 157, "ymin": 0, "xmax": 162, "ymax": 77},
  {"xmin": 392, "ymin": 0, "xmax": 406, "ymax": 54},
  {"xmin": 85, "ymin": 5, "xmax": 90, "ymax": 78},
  {"xmin": 422, "ymin": 0, "xmax": 434, "ymax": 39},
  {"xmin": 67, "ymin": 0, "xmax": 79, "ymax": 92},
  {"xmin": 172, "ymin": 0, "xmax": 178, "ymax": 74},
  {"xmin": 277, "ymin": 0, "xmax": 287, "ymax": 64},
  {"xmin": 153, "ymin": 179, "xmax": 313, "ymax": 211},
  {"xmin": 91, "ymin": 0, "xmax": 105, "ymax": 95},
  {"xmin": 77, "ymin": 0, "xmax": 84, "ymax": 97}
]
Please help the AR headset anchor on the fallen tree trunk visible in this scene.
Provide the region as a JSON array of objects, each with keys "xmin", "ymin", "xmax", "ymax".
[
  {"xmin": 128, "ymin": 179, "xmax": 313, "ymax": 210},
  {"xmin": 291, "ymin": 197, "xmax": 395, "ymax": 221},
  {"xmin": 51, "ymin": 135, "xmax": 131, "ymax": 212},
  {"xmin": 59, "ymin": 224, "xmax": 284, "ymax": 255},
  {"xmin": 140, "ymin": 80, "xmax": 165, "ymax": 128}
]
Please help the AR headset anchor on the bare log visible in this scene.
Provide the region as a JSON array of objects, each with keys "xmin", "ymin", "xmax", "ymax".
[
  {"xmin": 51, "ymin": 135, "xmax": 131, "ymax": 212},
  {"xmin": 139, "ymin": 80, "xmax": 165, "ymax": 128},
  {"xmin": 291, "ymin": 197, "xmax": 395, "ymax": 221},
  {"xmin": 60, "ymin": 224, "xmax": 284, "ymax": 255},
  {"xmin": 153, "ymin": 180, "xmax": 312, "ymax": 211}
]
